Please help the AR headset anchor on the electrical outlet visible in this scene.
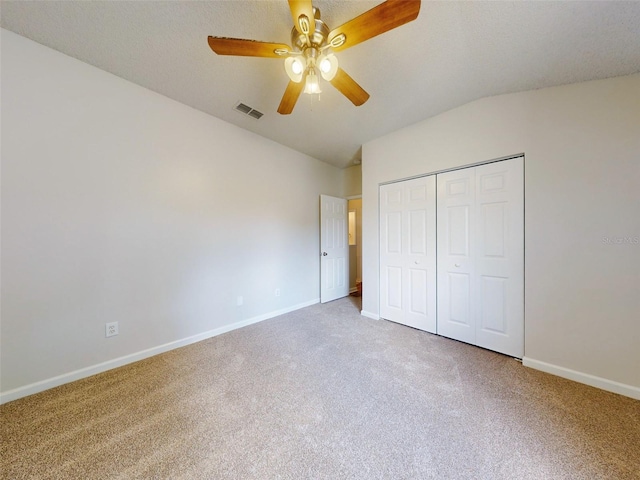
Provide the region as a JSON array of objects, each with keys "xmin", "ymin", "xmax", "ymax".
[
  {"xmin": 105, "ymin": 322, "xmax": 119, "ymax": 338},
  {"xmin": 237, "ymin": 296, "xmax": 243, "ymax": 306},
  {"xmin": 275, "ymin": 289, "xmax": 280, "ymax": 297}
]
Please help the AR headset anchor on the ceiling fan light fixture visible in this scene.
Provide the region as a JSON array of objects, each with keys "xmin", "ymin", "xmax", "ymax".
[
  {"xmin": 208, "ymin": 0, "xmax": 421, "ymax": 114},
  {"xmin": 285, "ymin": 57, "xmax": 305, "ymax": 83},
  {"xmin": 318, "ymin": 53, "xmax": 338, "ymax": 81},
  {"xmin": 304, "ymin": 68, "xmax": 322, "ymax": 94},
  {"xmin": 292, "ymin": 59, "xmax": 304, "ymax": 75}
]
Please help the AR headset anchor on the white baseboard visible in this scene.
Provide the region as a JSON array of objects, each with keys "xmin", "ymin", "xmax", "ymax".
[
  {"xmin": 0, "ymin": 298, "xmax": 319, "ymax": 405},
  {"xmin": 361, "ymin": 310, "xmax": 380, "ymax": 320},
  {"xmin": 522, "ymin": 357, "xmax": 640, "ymax": 400}
]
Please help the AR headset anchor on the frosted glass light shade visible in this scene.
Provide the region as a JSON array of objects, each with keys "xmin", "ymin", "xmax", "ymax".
[
  {"xmin": 318, "ymin": 53, "xmax": 338, "ymax": 81},
  {"xmin": 304, "ymin": 70, "xmax": 322, "ymax": 94},
  {"xmin": 284, "ymin": 57, "xmax": 305, "ymax": 83}
]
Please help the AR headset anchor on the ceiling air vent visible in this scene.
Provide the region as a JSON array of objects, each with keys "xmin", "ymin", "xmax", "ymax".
[{"xmin": 234, "ymin": 102, "xmax": 264, "ymax": 120}]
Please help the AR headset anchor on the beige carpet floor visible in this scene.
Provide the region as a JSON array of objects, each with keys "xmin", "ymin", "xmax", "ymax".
[{"xmin": 1, "ymin": 297, "xmax": 639, "ymax": 479}]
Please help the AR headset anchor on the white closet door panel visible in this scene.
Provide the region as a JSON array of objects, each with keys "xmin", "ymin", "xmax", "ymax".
[
  {"xmin": 474, "ymin": 158, "xmax": 524, "ymax": 357},
  {"xmin": 380, "ymin": 184, "xmax": 404, "ymax": 319},
  {"xmin": 437, "ymin": 168, "xmax": 476, "ymax": 344},
  {"xmin": 403, "ymin": 175, "xmax": 437, "ymax": 332},
  {"xmin": 380, "ymin": 176, "xmax": 437, "ymax": 333},
  {"xmin": 386, "ymin": 266, "xmax": 403, "ymax": 309}
]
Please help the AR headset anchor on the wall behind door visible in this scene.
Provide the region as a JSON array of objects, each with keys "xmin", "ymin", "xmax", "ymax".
[{"xmin": 362, "ymin": 74, "xmax": 640, "ymax": 396}]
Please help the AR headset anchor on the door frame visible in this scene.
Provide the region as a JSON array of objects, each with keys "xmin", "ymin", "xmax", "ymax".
[{"xmin": 347, "ymin": 195, "xmax": 362, "ymax": 295}]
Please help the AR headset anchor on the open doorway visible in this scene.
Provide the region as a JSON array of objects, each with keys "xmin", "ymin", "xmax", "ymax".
[{"xmin": 347, "ymin": 198, "xmax": 362, "ymax": 297}]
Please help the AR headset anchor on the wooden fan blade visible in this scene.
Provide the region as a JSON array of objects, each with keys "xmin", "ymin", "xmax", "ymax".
[
  {"xmin": 277, "ymin": 80, "xmax": 305, "ymax": 115},
  {"xmin": 208, "ymin": 37, "xmax": 290, "ymax": 58},
  {"xmin": 288, "ymin": 0, "xmax": 316, "ymax": 36},
  {"xmin": 328, "ymin": 0, "xmax": 421, "ymax": 52},
  {"xmin": 330, "ymin": 68, "xmax": 370, "ymax": 106}
]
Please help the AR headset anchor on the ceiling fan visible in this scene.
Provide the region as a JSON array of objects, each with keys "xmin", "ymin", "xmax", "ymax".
[{"xmin": 207, "ymin": 0, "xmax": 421, "ymax": 115}]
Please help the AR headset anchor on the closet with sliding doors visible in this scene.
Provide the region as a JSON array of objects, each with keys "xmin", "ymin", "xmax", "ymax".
[{"xmin": 379, "ymin": 156, "xmax": 524, "ymax": 358}]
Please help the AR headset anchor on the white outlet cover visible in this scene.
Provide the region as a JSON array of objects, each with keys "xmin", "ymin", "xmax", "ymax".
[{"xmin": 105, "ymin": 322, "xmax": 119, "ymax": 337}]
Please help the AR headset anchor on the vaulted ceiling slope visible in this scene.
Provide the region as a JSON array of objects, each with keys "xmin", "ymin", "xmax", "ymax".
[{"xmin": 2, "ymin": 1, "xmax": 640, "ymax": 168}]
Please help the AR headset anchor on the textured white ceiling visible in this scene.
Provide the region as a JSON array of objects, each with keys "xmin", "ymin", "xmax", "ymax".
[{"xmin": 2, "ymin": 1, "xmax": 640, "ymax": 168}]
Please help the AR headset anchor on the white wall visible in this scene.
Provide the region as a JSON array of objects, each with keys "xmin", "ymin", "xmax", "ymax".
[
  {"xmin": 0, "ymin": 30, "xmax": 343, "ymax": 400},
  {"xmin": 362, "ymin": 74, "xmax": 640, "ymax": 398},
  {"xmin": 343, "ymin": 164, "xmax": 362, "ymax": 198}
]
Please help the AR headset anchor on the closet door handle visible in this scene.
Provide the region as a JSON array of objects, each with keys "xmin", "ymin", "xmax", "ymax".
[{"xmin": 454, "ymin": 263, "xmax": 461, "ymax": 268}]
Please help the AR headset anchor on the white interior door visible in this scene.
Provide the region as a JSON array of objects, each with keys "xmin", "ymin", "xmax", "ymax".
[
  {"xmin": 436, "ymin": 168, "xmax": 476, "ymax": 344},
  {"xmin": 320, "ymin": 195, "xmax": 349, "ymax": 303},
  {"xmin": 474, "ymin": 159, "xmax": 524, "ymax": 357},
  {"xmin": 380, "ymin": 176, "xmax": 437, "ymax": 332},
  {"xmin": 437, "ymin": 157, "xmax": 524, "ymax": 357}
]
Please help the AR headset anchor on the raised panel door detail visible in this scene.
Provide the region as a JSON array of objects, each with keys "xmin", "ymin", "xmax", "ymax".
[
  {"xmin": 334, "ymin": 216, "xmax": 345, "ymax": 249},
  {"xmin": 447, "ymin": 206, "xmax": 470, "ymax": 256},
  {"xmin": 480, "ymin": 276, "xmax": 507, "ymax": 334},
  {"xmin": 324, "ymin": 218, "xmax": 335, "ymax": 249},
  {"xmin": 448, "ymin": 273, "xmax": 471, "ymax": 326},
  {"xmin": 409, "ymin": 209, "xmax": 427, "ymax": 256},
  {"xmin": 409, "ymin": 268, "xmax": 428, "ymax": 315},
  {"xmin": 387, "ymin": 266, "xmax": 402, "ymax": 309},
  {"xmin": 385, "ymin": 187, "xmax": 403, "ymax": 206},
  {"xmin": 481, "ymin": 202, "xmax": 507, "ymax": 258},
  {"xmin": 409, "ymin": 184, "xmax": 427, "ymax": 202},
  {"xmin": 447, "ymin": 178, "xmax": 469, "ymax": 196},
  {"xmin": 323, "ymin": 257, "xmax": 347, "ymax": 291},
  {"xmin": 324, "ymin": 259, "xmax": 335, "ymax": 289},
  {"xmin": 336, "ymin": 258, "xmax": 346, "ymax": 287},
  {"xmin": 479, "ymin": 172, "xmax": 506, "ymax": 193},
  {"xmin": 385, "ymin": 212, "xmax": 402, "ymax": 254}
]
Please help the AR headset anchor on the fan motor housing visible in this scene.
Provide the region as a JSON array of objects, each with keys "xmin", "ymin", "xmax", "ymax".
[{"xmin": 291, "ymin": 17, "xmax": 330, "ymax": 52}]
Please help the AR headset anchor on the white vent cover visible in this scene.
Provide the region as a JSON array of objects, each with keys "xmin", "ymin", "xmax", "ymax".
[{"xmin": 234, "ymin": 102, "xmax": 264, "ymax": 120}]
